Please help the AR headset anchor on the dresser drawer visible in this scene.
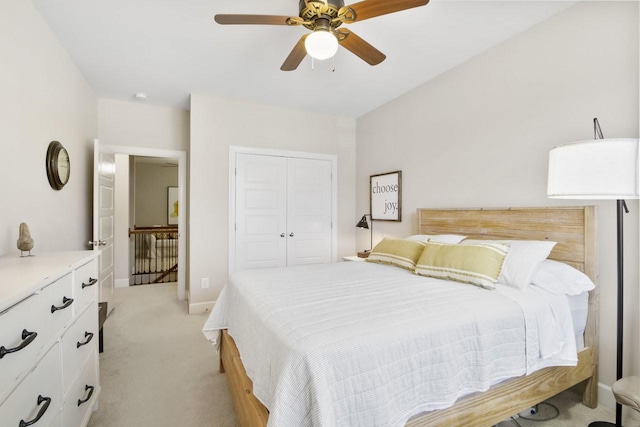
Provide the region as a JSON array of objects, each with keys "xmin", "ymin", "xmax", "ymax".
[
  {"xmin": 0, "ymin": 342, "xmax": 62, "ymax": 427},
  {"xmin": 0, "ymin": 251, "xmax": 99, "ymax": 427},
  {"xmin": 51, "ymin": 409, "xmax": 63, "ymax": 427},
  {"xmin": 40, "ymin": 273, "xmax": 74, "ymax": 347},
  {"xmin": 62, "ymin": 350, "xmax": 98, "ymax": 427},
  {"xmin": 0, "ymin": 293, "xmax": 44, "ymax": 401},
  {"xmin": 61, "ymin": 302, "xmax": 98, "ymax": 392},
  {"xmin": 73, "ymin": 260, "xmax": 98, "ymax": 315}
]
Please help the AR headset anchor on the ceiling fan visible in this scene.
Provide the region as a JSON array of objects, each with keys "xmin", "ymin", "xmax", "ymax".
[{"xmin": 214, "ymin": 0, "xmax": 429, "ymax": 71}]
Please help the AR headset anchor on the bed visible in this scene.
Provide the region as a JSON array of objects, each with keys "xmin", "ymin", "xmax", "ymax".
[{"xmin": 204, "ymin": 206, "xmax": 598, "ymax": 427}]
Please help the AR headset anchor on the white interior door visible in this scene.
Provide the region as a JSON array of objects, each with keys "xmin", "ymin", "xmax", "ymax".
[
  {"xmin": 235, "ymin": 154, "xmax": 287, "ymax": 271},
  {"xmin": 286, "ymin": 158, "xmax": 332, "ymax": 266},
  {"xmin": 92, "ymin": 140, "xmax": 115, "ymax": 315}
]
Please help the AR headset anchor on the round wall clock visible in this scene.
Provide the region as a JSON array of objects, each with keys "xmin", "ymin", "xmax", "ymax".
[{"xmin": 46, "ymin": 141, "xmax": 70, "ymax": 190}]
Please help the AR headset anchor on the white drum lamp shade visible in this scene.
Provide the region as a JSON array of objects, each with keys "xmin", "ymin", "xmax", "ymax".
[{"xmin": 548, "ymin": 138, "xmax": 639, "ymax": 199}]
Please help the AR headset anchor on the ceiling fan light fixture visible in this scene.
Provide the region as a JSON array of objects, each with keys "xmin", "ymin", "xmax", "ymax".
[{"xmin": 305, "ymin": 29, "xmax": 338, "ymax": 60}]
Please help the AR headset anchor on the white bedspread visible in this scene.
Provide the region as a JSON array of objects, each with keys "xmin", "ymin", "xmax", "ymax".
[{"xmin": 203, "ymin": 262, "xmax": 577, "ymax": 427}]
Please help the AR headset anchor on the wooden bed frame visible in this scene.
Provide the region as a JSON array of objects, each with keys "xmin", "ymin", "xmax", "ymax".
[{"xmin": 219, "ymin": 206, "xmax": 599, "ymax": 427}]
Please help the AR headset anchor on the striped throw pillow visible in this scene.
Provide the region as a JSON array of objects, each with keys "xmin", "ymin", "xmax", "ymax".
[
  {"xmin": 366, "ymin": 238, "xmax": 427, "ymax": 270},
  {"xmin": 414, "ymin": 241, "xmax": 509, "ymax": 290}
]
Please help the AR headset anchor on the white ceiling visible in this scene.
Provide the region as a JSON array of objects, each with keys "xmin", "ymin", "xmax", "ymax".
[{"xmin": 32, "ymin": 0, "xmax": 578, "ymax": 118}]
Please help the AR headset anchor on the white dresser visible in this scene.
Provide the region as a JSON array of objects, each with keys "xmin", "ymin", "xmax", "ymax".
[{"xmin": 0, "ymin": 251, "xmax": 100, "ymax": 427}]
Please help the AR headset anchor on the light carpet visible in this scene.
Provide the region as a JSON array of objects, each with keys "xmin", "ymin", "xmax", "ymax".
[
  {"xmin": 87, "ymin": 282, "xmax": 616, "ymax": 427},
  {"xmin": 87, "ymin": 283, "xmax": 237, "ymax": 427}
]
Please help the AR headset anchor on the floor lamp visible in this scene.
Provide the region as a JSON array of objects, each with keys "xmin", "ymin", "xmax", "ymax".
[{"xmin": 547, "ymin": 119, "xmax": 639, "ymax": 427}]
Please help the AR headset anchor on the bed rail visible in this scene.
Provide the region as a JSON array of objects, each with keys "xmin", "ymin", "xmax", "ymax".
[{"xmin": 129, "ymin": 226, "xmax": 178, "ymax": 285}]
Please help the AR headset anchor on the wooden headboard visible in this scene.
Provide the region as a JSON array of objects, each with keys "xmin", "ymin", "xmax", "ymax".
[
  {"xmin": 417, "ymin": 206, "xmax": 597, "ymax": 281},
  {"xmin": 417, "ymin": 206, "xmax": 599, "ymax": 371}
]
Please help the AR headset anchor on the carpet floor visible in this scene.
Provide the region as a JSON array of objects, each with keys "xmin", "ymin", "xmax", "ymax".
[
  {"xmin": 87, "ymin": 282, "xmax": 618, "ymax": 427},
  {"xmin": 87, "ymin": 283, "xmax": 237, "ymax": 427}
]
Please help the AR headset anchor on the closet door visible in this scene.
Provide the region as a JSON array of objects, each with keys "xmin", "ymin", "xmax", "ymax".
[
  {"xmin": 235, "ymin": 154, "xmax": 287, "ymax": 271},
  {"xmin": 286, "ymin": 158, "xmax": 332, "ymax": 266},
  {"xmin": 234, "ymin": 153, "xmax": 333, "ymax": 272}
]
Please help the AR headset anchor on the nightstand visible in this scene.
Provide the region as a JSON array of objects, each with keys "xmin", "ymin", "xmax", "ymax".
[{"xmin": 342, "ymin": 255, "xmax": 366, "ymax": 262}]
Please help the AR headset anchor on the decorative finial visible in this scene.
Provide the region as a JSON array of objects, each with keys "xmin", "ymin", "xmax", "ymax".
[{"xmin": 17, "ymin": 222, "xmax": 34, "ymax": 257}]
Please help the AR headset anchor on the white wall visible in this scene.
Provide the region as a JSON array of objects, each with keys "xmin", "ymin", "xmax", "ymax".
[
  {"xmin": 356, "ymin": 0, "xmax": 639, "ymax": 404},
  {"xmin": 98, "ymin": 99, "xmax": 189, "ymax": 151},
  {"xmin": 0, "ymin": 0, "xmax": 97, "ymax": 256},
  {"xmin": 189, "ymin": 93, "xmax": 356, "ymax": 311},
  {"xmin": 134, "ymin": 162, "xmax": 178, "ymax": 226},
  {"xmin": 114, "ymin": 154, "xmax": 130, "ymax": 287}
]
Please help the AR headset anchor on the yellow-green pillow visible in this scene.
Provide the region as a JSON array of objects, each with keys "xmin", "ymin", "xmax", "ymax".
[
  {"xmin": 366, "ymin": 238, "xmax": 427, "ymax": 270},
  {"xmin": 414, "ymin": 241, "xmax": 509, "ymax": 289}
]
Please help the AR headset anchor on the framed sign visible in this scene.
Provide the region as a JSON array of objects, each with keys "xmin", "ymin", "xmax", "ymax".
[
  {"xmin": 167, "ymin": 187, "xmax": 179, "ymax": 225},
  {"xmin": 370, "ymin": 171, "xmax": 401, "ymax": 221}
]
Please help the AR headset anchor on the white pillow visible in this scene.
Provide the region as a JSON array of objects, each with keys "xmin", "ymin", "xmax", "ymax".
[
  {"xmin": 405, "ymin": 234, "xmax": 467, "ymax": 244},
  {"xmin": 531, "ymin": 259, "xmax": 595, "ymax": 295},
  {"xmin": 462, "ymin": 239, "xmax": 556, "ymax": 290}
]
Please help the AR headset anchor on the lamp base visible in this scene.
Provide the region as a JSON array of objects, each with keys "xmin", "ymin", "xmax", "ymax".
[
  {"xmin": 357, "ymin": 250, "xmax": 370, "ymax": 258},
  {"xmin": 588, "ymin": 422, "xmax": 618, "ymax": 427}
]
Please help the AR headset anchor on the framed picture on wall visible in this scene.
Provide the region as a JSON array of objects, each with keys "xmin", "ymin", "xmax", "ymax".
[
  {"xmin": 370, "ymin": 171, "xmax": 401, "ymax": 221},
  {"xmin": 167, "ymin": 187, "xmax": 179, "ymax": 225}
]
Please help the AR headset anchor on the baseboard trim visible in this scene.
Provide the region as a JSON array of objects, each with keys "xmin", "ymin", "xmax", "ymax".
[
  {"xmin": 115, "ymin": 278, "xmax": 129, "ymax": 288},
  {"xmin": 189, "ymin": 300, "xmax": 215, "ymax": 314},
  {"xmin": 598, "ymin": 382, "xmax": 615, "ymax": 410}
]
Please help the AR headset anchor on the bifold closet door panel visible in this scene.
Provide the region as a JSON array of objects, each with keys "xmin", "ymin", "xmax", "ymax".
[
  {"xmin": 286, "ymin": 157, "xmax": 332, "ymax": 266},
  {"xmin": 235, "ymin": 154, "xmax": 288, "ymax": 271}
]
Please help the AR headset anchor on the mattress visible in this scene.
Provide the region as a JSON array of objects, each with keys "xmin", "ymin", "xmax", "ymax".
[
  {"xmin": 203, "ymin": 261, "xmax": 579, "ymax": 427},
  {"xmin": 568, "ymin": 291, "xmax": 589, "ymax": 350}
]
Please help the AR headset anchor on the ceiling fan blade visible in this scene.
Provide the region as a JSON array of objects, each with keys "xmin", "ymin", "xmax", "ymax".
[
  {"xmin": 340, "ymin": 0, "xmax": 429, "ymax": 23},
  {"xmin": 214, "ymin": 14, "xmax": 294, "ymax": 26},
  {"xmin": 338, "ymin": 30, "xmax": 385, "ymax": 66},
  {"xmin": 281, "ymin": 35, "xmax": 308, "ymax": 71}
]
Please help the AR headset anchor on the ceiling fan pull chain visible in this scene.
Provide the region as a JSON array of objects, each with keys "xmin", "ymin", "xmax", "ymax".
[
  {"xmin": 332, "ymin": 55, "xmax": 335, "ymax": 72},
  {"xmin": 312, "ymin": 57, "xmax": 315, "ymax": 71}
]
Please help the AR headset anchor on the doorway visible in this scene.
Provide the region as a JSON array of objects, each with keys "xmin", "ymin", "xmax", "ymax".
[
  {"xmin": 95, "ymin": 142, "xmax": 187, "ymax": 303},
  {"xmin": 124, "ymin": 156, "xmax": 179, "ymax": 286}
]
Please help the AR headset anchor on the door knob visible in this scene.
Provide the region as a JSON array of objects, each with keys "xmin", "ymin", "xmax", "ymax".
[
  {"xmin": 289, "ymin": 232, "xmax": 294, "ymax": 237},
  {"xmin": 280, "ymin": 233, "xmax": 285, "ymax": 238}
]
